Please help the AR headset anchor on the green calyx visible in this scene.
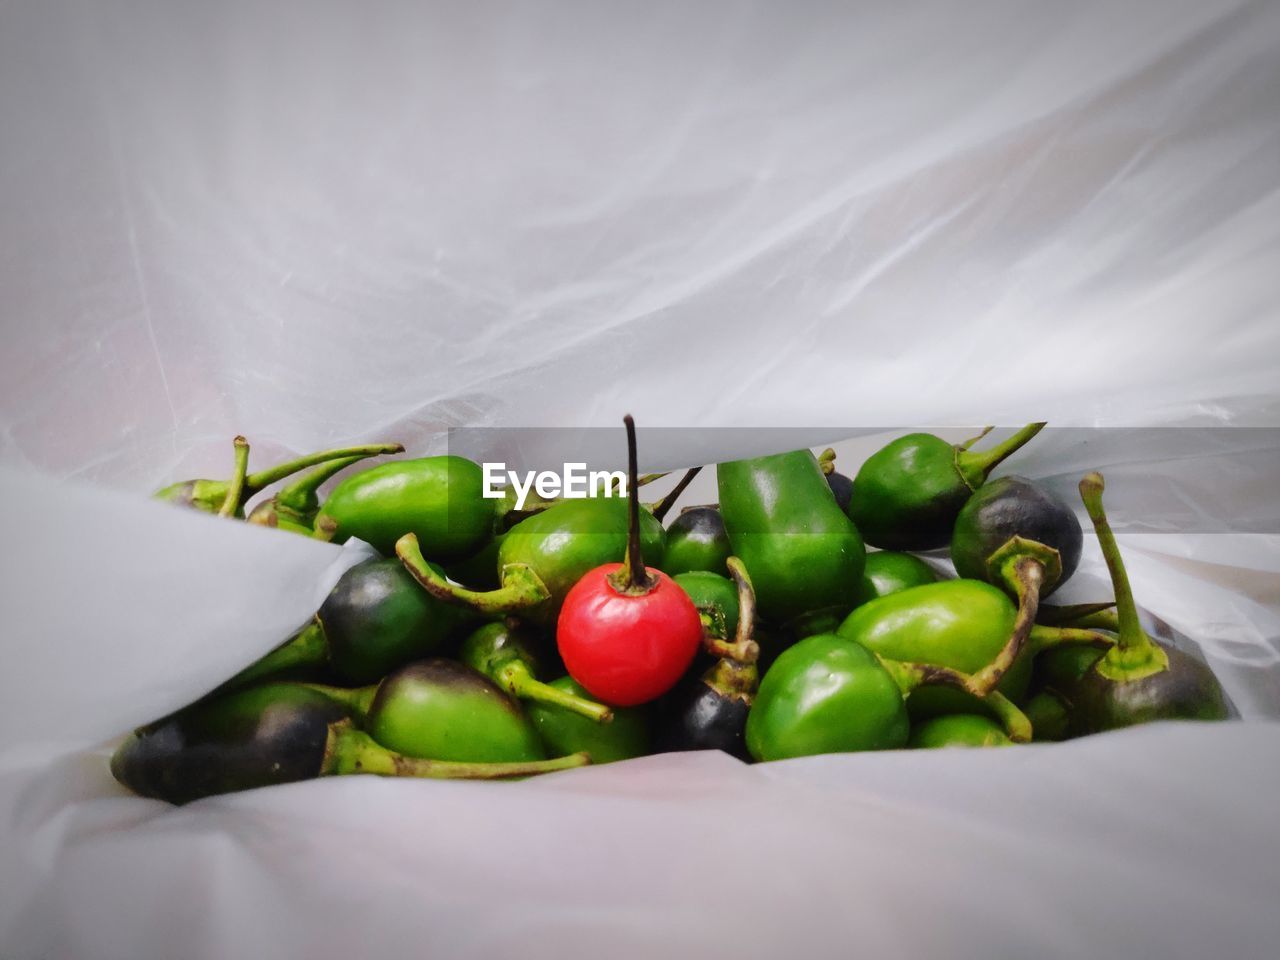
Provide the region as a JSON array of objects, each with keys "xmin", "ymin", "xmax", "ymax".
[
  {"xmin": 953, "ymin": 422, "xmax": 1046, "ymax": 491},
  {"xmin": 248, "ymin": 453, "xmax": 376, "ymax": 532},
  {"xmin": 397, "ymin": 533, "xmax": 552, "ymax": 614},
  {"xmin": 320, "ymin": 719, "xmax": 591, "ymax": 779},
  {"xmin": 1078, "ymin": 472, "xmax": 1169, "ymax": 682}
]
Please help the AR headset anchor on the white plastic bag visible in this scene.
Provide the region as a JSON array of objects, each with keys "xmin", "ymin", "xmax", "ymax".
[{"xmin": 2, "ymin": 1, "xmax": 1279, "ymax": 957}]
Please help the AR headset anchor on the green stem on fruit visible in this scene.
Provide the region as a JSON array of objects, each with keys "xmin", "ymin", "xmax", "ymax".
[
  {"xmin": 220, "ymin": 618, "xmax": 329, "ymax": 690},
  {"xmin": 276, "ymin": 454, "xmax": 372, "ymax": 513},
  {"xmin": 321, "ymin": 720, "xmax": 591, "ymax": 779},
  {"xmin": 967, "ymin": 549, "xmax": 1050, "ymax": 696},
  {"xmin": 957, "ymin": 425, "xmax": 995, "ymax": 450},
  {"xmin": 817, "ymin": 448, "xmax": 837, "ymax": 475},
  {"xmin": 723, "ymin": 556, "xmax": 760, "ymax": 665},
  {"xmin": 243, "ymin": 443, "xmax": 404, "ymax": 496},
  {"xmin": 495, "ymin": 661, "xmax": 613, "ymax": 723},
  {"xmin": 650, "ymin": 467, "xmax": 702, "ymax": 523},
  {"xmin": 879, "ymin": 658, "xmax": 1032, "ymax": 743},
  {"xmin": 219, "ymin": 436, "xmax": 250, "ymax": 518},
  {"xmin": 954, "ymin": 422, "xmax": 1047, "ymax": 489},
  {"xmin": 1027, "ymin": 624, "xmax": 1118, "ymax": 654},
  {"xmin": 1078, "ymin": 472, "xmax": 1169, "ymax": 681},
  {"xmin": 293, "ymin": 682, "xmax": 378, "ymax": 717},
  {"xmin": 397, "ymin": 533, "xmax": 551, "ymax": 614},
  {"xmin": 609, "ymin": 415, "xmax": 658, "ymax": 596},
  {"xmin": 1036, "ymin": 601, "xmax": 1117, "ymax": 627}
]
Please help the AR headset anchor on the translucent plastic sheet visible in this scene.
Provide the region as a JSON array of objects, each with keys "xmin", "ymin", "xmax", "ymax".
[{"xmin": 2, "ymin": 1, "xmax": 1279, "ymax": 957}]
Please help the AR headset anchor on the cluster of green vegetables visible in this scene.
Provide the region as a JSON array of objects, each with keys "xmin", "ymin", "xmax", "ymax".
[{"xmin": 118, "ymin": 423, "xmax": 1229, "ymax": 804}]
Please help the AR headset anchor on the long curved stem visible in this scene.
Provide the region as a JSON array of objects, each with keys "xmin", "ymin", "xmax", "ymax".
[
  {"xmin": 276, "ymin": 454, "xmax": 372, "ymax": 512},
  {"xmin": 955, "ymin": 422, "xmax": 1046, "ymax": 489},
  {"xmin": 322, "ymin": 721, "xmax": 591, "ymax": 779},
  {"xmin": 244, "ymin": 442, "xmax": 404, "ymax": 495},
  {"xmin": 879, "ymin": 658, "xmax": 1032, "ymax": 743},
  {"xmin": 1036, "ymin": 601, "xmax": 1116, "ymax": 627},
  {"xmin": 1078, "ymin": 472, "xmax": 1168, "ymax": 679},
  {"xmin": 723, "ymin": 556, "xmax": 760, "ymax": 665},
  {"xmin": 650, "ymin": 467, "xmax": 702, "ymax": 523},
  {"xmin": 967, "ymin": 555, "xmax": 1044, "ymax": 695},
  {"xmin": 219, "ymin": 436, "xmax": 250, "ymax": 517},
  {"xmin": 220, "ymin": 618, "xmax": 329, "ymax": 690},
  {"xmin": 397, "ymin": 534, "xmax": 550, "ymax": 614},
  {"xmin": 497, "ymin": 662, "xmax": 613, "ymax": 723}
]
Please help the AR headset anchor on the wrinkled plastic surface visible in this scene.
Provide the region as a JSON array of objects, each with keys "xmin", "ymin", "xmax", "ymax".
[{"xmin": 2, "ymin": 1, "xmax": 1280, "ymax": 957}]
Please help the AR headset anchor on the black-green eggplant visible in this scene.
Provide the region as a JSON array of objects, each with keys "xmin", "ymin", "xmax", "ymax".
[
  {"xmin": 718, "ymin": 449, "xmax": 865, "ymax": 625},
  {"xmin": 662, "ymin": 506, "xmax": 732, "ymax": 577},
  {"xmin": 672, "ymin": 570, "xmax": 740, "ymax": 642},
  {"xmin": 849, "ymin": 423, "xmax": 1045, "ymax": 551},
  {"xmin": 658, "ymin": 557, "xmax": 759, "ymax": 759},
  {"xmin": 154, "ymin": 437, "xmax": 403, "ymax": 517},
  {"xmin": 459, "ymin": 621, "xmax": 612, "ymax": 722},
  {"xmin": 1061, "ymin": 473, "xmax": 1229, "ymax": 733},
  {"xmin": 745, "ymin": 634, "xmax": 1031, "ymax": 760},
  {"xmin": 111, "ymin": 682, "xmax": 588, "ymax": 804},
  {"xmin": 226, "ymin": 557, "xmax": 473, "ymax": 688}
]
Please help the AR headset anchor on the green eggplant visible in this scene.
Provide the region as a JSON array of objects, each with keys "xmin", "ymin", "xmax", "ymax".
[
  {"xmin": 849, "ymin": 423, "xmax": 1045, "ymax": 550},
  {"xmin": 673, "ymin": 570, "xmax": 740, "ymax": 640},
  {"xmin": 718, "ymin": 449, "xmax": 865, "ymax": 625},
  {"xmin": 366, "ymin": 659, "xmax": 548, "ymax": 763},
  {"xmin": 111, "ymin": 682, "xmax": 587, "ymax": 804},
  {"xmin": 835, "ymin": 579, "xmax": 1113, "ymax": 719},
  {"xmin": 155, "ymin": 438, "xmax": 403, "ymax": 518},
  {"xmin": 1061, "ymin": 473, "xmax": 1229, "ymax": 733},
  {"xmin": 316, "ymin": 455, "xmax": 497, "ymax": 561},
  {"xmin": 445, "ymin": 531, "xmax": 506, "ymax": 591},
  {"xmin": 246, "ymin": 454, "xmax": 374, "ymax": 534},
  {"xmin": 527, "ymin": 676, "xmax": 652, "ymax": 764},
  {"xmin": 909, "ymin": 714, "xmax": 1015, "ymax": 749},
  {"xmin": 746, "ymin": 633, "xmax": 1030, "ymax": 760},
  {"xmin": 662, "ymin": 506, "xmax": 732, "ymax": 577},
  {"xmin": 225, "ymin": 557, "xmax": 473, "ymax": 688},
  {"xmin": 459, "ymin": 621, "xmax": 612, "ymax": 722},
  {"xmin": 850, "ymin": 551, "xmax": 938, "ymax": 607},
  {"xmin": 398, "ymin": 494, "xmax": 665, "ymax": 625}
]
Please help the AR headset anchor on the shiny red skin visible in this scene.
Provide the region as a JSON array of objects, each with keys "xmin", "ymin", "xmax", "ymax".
[{"xmin": 557, "ymin": 563, "xmax": 702, "ymax": 707}]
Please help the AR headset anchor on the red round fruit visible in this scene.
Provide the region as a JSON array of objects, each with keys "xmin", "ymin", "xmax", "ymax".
[{"xmin": 557, "ymin": 563, "xmax": 703, "ymax": 707}]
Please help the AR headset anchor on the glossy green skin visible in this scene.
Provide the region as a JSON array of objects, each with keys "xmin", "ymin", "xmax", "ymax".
[
  {"xmin": 1036, "ymin": 643, "xmax": 1104, "ymax": 691},
  {"xmin": 718, "ymin": 451, "xmax": 865, "ymax": 624},
  {"xmin": 367, "ymin": 660, "xmax": 546, "ymax": 762},
  {"xmin": 673, "ymin": 571, "xmax": 739, "ymax": 638},
  {"xmin": 320, "ymin": 558, "xmax": 470, "ymax": 684},
  {"xmin": 498, "ymin": 496, "xmax": 665, "ymax": 622},
  {"xmin": 849, "ymin": 434, "xmax": 969, "ymax": 551},
  {"xmin": 317, "ymin": 456, "xmax": 495, "ymax": 561},
  {"xmin": 527, "ymin": 677, "xmax": 651, "ymax": 764},
  {"xmin": 746, "ymin": 634, "xmax": 908, "ymax": 760},
  {"xmin": 111, "ymin": 684, "xmax": 352, "ymax": 804},
  {"xmin": 850, "ymin": 551, "xmax": 938, "ymax": 607},
  {"xmin": 836, "ymin": 580, "xmax": 1031, "ymax": 716},
  {"xmin": 458, "ymin": 621, "xmax": 539, "ymax": 678},
  {"xmin": 909, "ymin": 714, "xmax": 1013, "ymax": 748},
  {"xmin": 661, "ymin": 507, "xmax": 732, "ymax": 577}
]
